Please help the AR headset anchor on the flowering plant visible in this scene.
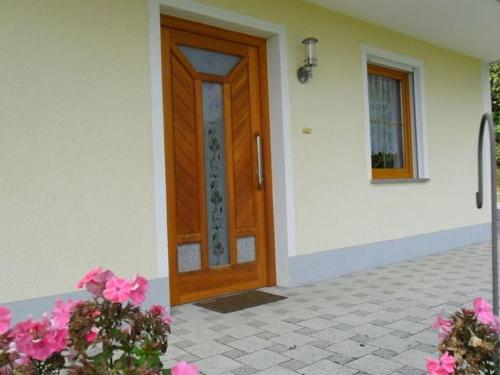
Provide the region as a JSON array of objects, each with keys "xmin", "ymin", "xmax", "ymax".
[
  {"xmin": 427, "ymin": 297, "xmax": 500, "ymax": 375},
  {"xmin": 0, "ymin": 268, "xmax": 198, "ymax": 375}
]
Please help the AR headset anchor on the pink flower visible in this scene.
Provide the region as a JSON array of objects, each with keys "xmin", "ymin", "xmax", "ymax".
[
  {"xmin": 473, "ymin": 297, "xmax": 495, "ymax": 325},
  {"xmin": 51, "ymin": 299, "xmax": 79, "ymax": 329},
  {"xmin": 77, "ymin": 267, "xmax": 116, "ymax": 297},
  {"xmin": 172, "ymin": 361, "xmax": 199, "ymax": 375},
  {"xmin": 129, "ymin": 275, "xmax": 149, "ymax": 305},
  {"xmin": 0, "ymin": 306, "xmax": 12, "ymax": 335},
  {"xmin": 85, "ymin": 326, "xmax": 100, "ymax": 343},
  {"xmin": 76, "ymin": 267, "xmax": 103, "ymax": 289},
  {"xmin": 149, "ymin": 304, "xmax": 166, "ymax": 316},
  {"xmin": 12, "ymin": 318, "xmax": 68, "ymax": 361},
  {"xmin": 426, "ymin": 352, "xmax": 455, "ymax": 375},
  {"xmin": 163, "ymin": 314, "xmax": 173, "ymax": 325},
  {"xmin": 88, "ymin": 309, "xmax": 101, "ymax": 318},
  {"xmin": 149, "ymin": 304, "xmax": 172, "ymax": 325},
  {"xmin": 122, "ymin": 324, "xmax": 132, "ymax": 335},
  {"xmin": 432, "ymin": 313, "xmax": 452, "ymax": 340},
  {"xmin": 87, "ymin": 270, "xmax": 115, "ymax": 297},
  {"xmin": 103, "ymin": 277, "xmax": 132, "ymax": 303}
]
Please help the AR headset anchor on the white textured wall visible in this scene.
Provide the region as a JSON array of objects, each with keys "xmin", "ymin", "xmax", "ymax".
[{"xmin": 0, "ymin": 0, "xmax": 157, "ymax": 302}]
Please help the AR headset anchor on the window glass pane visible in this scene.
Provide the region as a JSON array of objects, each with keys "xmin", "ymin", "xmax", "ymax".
[
  {"xmin": 179, "ymin": 45, "xmax": 241, "ymax": 76},
  {"xmin": 202, "ymin": 82, "xmax": 230, "ymax": 267},
  {"xmin": 368, "ymin": 73, "xmax": 404, "ymax": 169}
]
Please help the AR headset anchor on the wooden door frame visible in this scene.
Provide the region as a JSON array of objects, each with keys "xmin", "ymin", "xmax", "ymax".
[{"xmin": 161, "ymin": 16, "xmax": 277, "ymax": 304}]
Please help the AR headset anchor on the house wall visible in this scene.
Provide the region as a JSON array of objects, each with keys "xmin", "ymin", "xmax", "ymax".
[
  {"xmin": 0, "ymin": 0, "xmax": 490, "ymax": 304},
  {"xmin": 0, "ymin": 0, "xmax": 158, "ymax": 302},
  {"xmin": 197, "ymin": 0, "xmax": 489, "ymax": 256}
]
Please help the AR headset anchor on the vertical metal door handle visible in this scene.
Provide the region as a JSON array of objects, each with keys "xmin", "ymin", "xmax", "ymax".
[{"xmin": 256, "ymin": 134, "xmax": 264, "ymax": 190}]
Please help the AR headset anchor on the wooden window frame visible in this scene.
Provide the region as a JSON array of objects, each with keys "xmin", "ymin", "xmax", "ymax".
[{"xmin": 368, "ymin": 64, "xmax": 414, "ymax": 180}]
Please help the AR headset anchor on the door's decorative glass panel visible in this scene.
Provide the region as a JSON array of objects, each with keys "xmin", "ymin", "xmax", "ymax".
[
  {"xmin": 203, "ymin": 82, "xmax": 230, "ymax": 267},
  {"xmin": 237, "ymin": 236, "xmax": 256, "ymax": 263},
  {"xmin": 368, "ymin": 74, "xmax": 404, "ymax": 169},
  {"xmin": 178, "ymin": 243, "xmax": 201, "ymax": 273},
  {"xmin": 179, "ymin": 45, "xmax": 241, "ymax": 76}
]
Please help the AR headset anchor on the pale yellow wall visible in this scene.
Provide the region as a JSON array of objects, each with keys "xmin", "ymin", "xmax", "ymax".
[
  {"xmin": 0, "ymin": 0, "xmax": 157, "ymax": 302},
  {"xmin": 198, "ymin": 0, "xmax": 488, "ymax": 255},
  {"xmin": 0, "ymin": 0, "xmax": 489, "ymax": 303}
]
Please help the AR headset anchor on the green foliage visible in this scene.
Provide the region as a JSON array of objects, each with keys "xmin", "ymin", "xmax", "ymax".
[
  {"xmin": 438, "ymin": 309, "xmax": 500, "ymax": 374},
  {"xmin": 491, "ymin": 63, "xmax": 500, "ymax": 129},
  {"xmin": 490, "ymin": 63, "xmax": 500, "ymax": 168},
  {"xmin": 67, "ymin": 300, "xmax": 170, "ymax": 374}
]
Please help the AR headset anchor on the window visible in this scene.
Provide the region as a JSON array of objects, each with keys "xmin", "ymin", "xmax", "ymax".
[{"xmin": 367, "ymin": 64, "xmax": 413, "ymax": 179}]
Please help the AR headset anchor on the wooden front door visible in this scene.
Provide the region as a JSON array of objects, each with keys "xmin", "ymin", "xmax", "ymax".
[{"xmin": 161, "ymin": 16, "xmax": 276, "ymax": 305}]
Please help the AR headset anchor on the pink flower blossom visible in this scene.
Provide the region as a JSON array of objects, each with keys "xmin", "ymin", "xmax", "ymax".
[
  {"xmin": 88, "ymin": 309, "xmax": 101, "ymax": 318},
  {"xmin": 85, "ymin": 327, "xmax": 99, "ymax": 343},
  {"xmin": 103, "ymin": 277, "xmax": 132, "ymax": 303},
  {"xmin": 172, "ymin": 361, "xmax": 199, "ymax": 375},
  {"xmin": 129, "ymin": 275, "xmax": 149, "ymax": 305},
  {"xmin": 76, "ymin": 267, "xmax": 103, "ymax": 289},
  {"xmin": 77, "ymin": 267, "xmax": 116, "ymax": 297},
  {"xmin": 473, "ymin": 297, "xmax": 495, "ymax": 325},
  {"xmin": 149, "ymin": 304, "xmax": 166, "ymax": 316},
  {"xmin": 426, "ymin": 352, "xmax": 455, "ymax": 375},
  {"xmin": 51, "ymin": 299, "xmax": 79, "ymax": 329},
  {"xmin": 12, "ymin": 318, "xmax": 68, "ymax": 361},
  {"xmin": 0, "ymin": 306, "xmax": 12, "ymax": 335},
  {"xmin": 432, "ymin": 313, "xmax": 452, "ymax": 340},
  {"xmin": 122, "ymin": 324, "xmax": 132, "ymax": 335},
  {"xmin": 163, "ymin": 314, "xmax": 173, "ymax": 325},
  {"xmin": 87, "ymin": 270, "xmax": 115, "ymax": 297},
  {"xmin": 149, "ymin": 304, "xmax": 172, "ymax": 325}
]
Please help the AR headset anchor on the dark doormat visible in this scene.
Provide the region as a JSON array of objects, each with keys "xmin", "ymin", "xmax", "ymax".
[{"xmin": 194, "ymin": 290, "xmax": 287, "ymax": 313}]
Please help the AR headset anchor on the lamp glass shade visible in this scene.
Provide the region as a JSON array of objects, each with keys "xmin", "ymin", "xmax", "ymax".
[{"xmin": 303, "ymin": 37, "xmax": 318, "ymax": 67}]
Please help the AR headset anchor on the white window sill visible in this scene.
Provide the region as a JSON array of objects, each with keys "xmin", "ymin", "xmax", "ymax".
[{"xmin": 371, "ymin": 178, "xmax": 430, "ymax": 184}]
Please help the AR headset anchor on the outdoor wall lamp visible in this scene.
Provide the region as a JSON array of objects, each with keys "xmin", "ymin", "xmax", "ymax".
[{"xmin": 297, "ymin": 37, "xmax": 318, "ymax": 83}]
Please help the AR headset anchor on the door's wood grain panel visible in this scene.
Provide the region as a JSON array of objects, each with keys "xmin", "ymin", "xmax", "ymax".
[
  {"xmin": 171, "ymin": 55, "xmax": 201, "ymax": 237},
  {"xmin": 229, "ymin": 64, "xmax": 256, "ymax": 231}
]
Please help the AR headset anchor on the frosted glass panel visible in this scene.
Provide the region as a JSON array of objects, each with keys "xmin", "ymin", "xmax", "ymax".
[
  {"xmin": 237, "ymin": 236, "xmax": 256, "ymax": 263},
  {"xmin": 178, "ymin": 243, "xmax": 201, "ymax": 273},
  {"xmin": 368, "ymin": 74, "xmax": 404, "ymax": 169},
  {"xmin": 203, "ymin": 82, "xmax": 230, "ymax": 267},
  {"xmin": 179, "ymin": 45, "xmax": 241, "ymax": 76}
]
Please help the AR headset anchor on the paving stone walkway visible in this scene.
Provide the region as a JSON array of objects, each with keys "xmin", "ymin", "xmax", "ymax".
[{"xmin": 164, "ymin": 241, "xmax": 493, "ymax": 374}]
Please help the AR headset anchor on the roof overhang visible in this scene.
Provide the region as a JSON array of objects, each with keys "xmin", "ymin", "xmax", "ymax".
[{"xmin": 305, "ymin": 0, "xmax": 500, "ymax": 63}]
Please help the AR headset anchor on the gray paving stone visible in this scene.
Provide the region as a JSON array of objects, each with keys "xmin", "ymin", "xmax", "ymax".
[
  {"xmin": 328, "ymin": 352, "xmax": 353, "ymax": 365},
  {"xmin": 299, "ymin": 359, "xmax": 357, "ymax": 375},
  {"xmin": 280, "ymin": 359, "xmax": 307, "ymax": 371},
  {"xmin": 347, "ymin": 354, "xmax": 404, "ymax": 375},
  {"xmin": 194, "ymin": 354, "xmax": 242, "ymax": 375},
  {"xmin": 224, "ymin": 348, "xmax": 247, "ymax": 359},
  {"xmin": 168, "ymin": 243, "xmax": 492, "ymax": 375},
  {"xmin": 386, "ymin": 320, "xmax": 426, "ymax": 333},
  {"xmin": 267, "ymin": 343, "xmax": 290, "ymax": 354},
  {"xmin": 352, "ymin": 323, "xmax": 393, "ymax": 338},
  {"xmin": 368, "ymin": 334, "xmax": 417, "ymax": 354},
  {"xmin": 255, "ymin": 366, "xmax": 298, "ymax": 375},
  {"xmin": 271, "ymin": 331, "xmax": 315, "ymax": 348},
  {"xmin": 392, "ymin": 349, "xmax": 429, "ymax": 370},
  {"xmin": 229, "ymin": 336, "xmax": 273, "ymax": 353},
  {"xmin": 231, "ymin": 365, "xmax": 259, "ymax": 375},
  {"xmin": 237, "ymin": 349, "xmax": 289, "ymax": 370},
  {"xmin": 184, "ymin": 341, "xmax": 231, "ymax": 358},
  {"xmin": 326, "ymin": 339, "xmax": 377, "ymax": 358},
  {"xmin": 282, "ymin": 344, "xmax": 332, "ymax": 364}
]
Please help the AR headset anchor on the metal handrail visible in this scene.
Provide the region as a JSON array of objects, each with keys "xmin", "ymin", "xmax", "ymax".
[{"xmin": 476, "ymin": 113, "xmax": 498, "ymax": 316}]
